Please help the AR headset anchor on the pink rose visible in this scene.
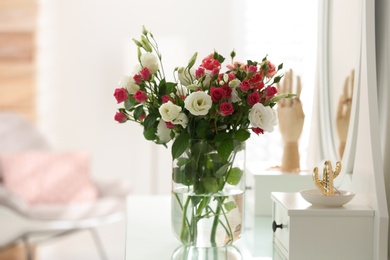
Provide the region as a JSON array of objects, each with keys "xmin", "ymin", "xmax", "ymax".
[
  {"xmin": 210, "ymin": 67, "xmax": 220, "ymax": 77},
  {"xmin": 248, "ymin": 65, "xmax": 257, "ymax": 74},
  {"xmin": 162, "ymin": 95, "xmax": 171, "ymax": 103},
  {"xmin": 247, "ymin": 91, "xmax": 260, "ymax": 106},
  {"xmin": 240, "ymin": 80, "xmax": 251, "ymax": 92},
  {"xmin": 226, "ymin": 61, "xmax": 247, "ymax": 70},
  {"xmin": 221, "ymin": 85, "xmax": 232, "ymax": 99},
  {"xmin": 195, "ymin": 67, "xmax": 205, "ymax": 79},
  {"xmin": 133, "ymin": 90, "xmax": 148, "ymax": 103},
  {"xmin": 249, "ymin": 73, "xmax": 263, "ymax": 84},
  {"xmin": 252, "ymin": 127, "xmax": 264, "ymax": 135},
  {"xmin": 133, "ymin": 74, "xmax": 142, "ymax": 84},
  {"xmin": 165, "ymin": 121, "xmax": 175, "ymax": 129},
  {"xmin": 139, "ymin": 67, "xmax": 151, "ymax": 80},
  {"xmin": 201, "ymin": 54, "xmax": 221, "ymax": 70},
  {"xmin": 114, "ymin": 112, "xmax": 127, "ymax": 123},
  {"xmin": 265, "ymin": 86, "xmax": 277, "ymax": 97},
  {"xmin": 210, "ymin": 87, "xmax": 227, "ymax": 102},
  {"xmin": 253, "ymin": 81, "xmax": 265, "ymax": 90},
  {"xmin": 219, "ymin": 102, "xmax": 234, "ymax": 116},
  {"xmin": 113, "ymin": 88, "xmax": 128, "ymax": 103},
  {"xmin": 265, "ymin": 61, "xmax": 277, "ymax": 78}
]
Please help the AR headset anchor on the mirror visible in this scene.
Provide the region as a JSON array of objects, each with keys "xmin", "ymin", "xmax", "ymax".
[{"xmin": 317, "ymin": 0, "xmax": 361, "ymax": 175}]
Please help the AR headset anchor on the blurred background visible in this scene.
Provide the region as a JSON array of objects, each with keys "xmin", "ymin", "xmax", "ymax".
[
  {"xmin": 3, "ymin": 0, "xmax": 363, "ymax": 259},
  {"xmin": 0, "ymin": 0, "xmax": 317, "ymax": 195}
]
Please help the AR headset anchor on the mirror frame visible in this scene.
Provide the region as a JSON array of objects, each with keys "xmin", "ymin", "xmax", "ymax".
[{"xmin": 317, "ymin": 0, "xmax": 362, "ymax": 177}]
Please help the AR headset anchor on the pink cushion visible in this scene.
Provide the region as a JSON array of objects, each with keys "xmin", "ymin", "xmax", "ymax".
[{"xmin": 0, "ymin": 151, "xmax": 98, "ymax": 205}]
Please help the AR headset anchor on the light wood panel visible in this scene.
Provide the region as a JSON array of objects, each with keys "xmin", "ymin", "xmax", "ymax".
[{"xmin": 0, "ymin": 0, "xmax": 37, "ymax": 122}]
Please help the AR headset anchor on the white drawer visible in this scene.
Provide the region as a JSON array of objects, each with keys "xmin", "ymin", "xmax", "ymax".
[
  {"xmin": 271, "ymin": 192, "xmax": 375, "ymax": 260},
  {"xmin": 272, "ymin": 196, "xmax": 289, "ymax": 257}
]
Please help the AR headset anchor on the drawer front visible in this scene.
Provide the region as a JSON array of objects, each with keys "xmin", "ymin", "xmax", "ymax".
[{"xmin": 272, "ymin": 201, "xmax": 289, "ymax": 253}]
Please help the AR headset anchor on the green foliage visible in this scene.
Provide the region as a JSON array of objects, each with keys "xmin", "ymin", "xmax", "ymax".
[{"xmin": 171, "ymin": 132, "xmax": 190, "ymax": 159}]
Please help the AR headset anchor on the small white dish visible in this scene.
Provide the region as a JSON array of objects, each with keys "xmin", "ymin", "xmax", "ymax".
[{"xmin": 300, "ymin": 189, "xmax": 356, "ymax": 207}]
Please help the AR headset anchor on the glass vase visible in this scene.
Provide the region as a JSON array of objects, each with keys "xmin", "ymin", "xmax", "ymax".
[{"xmin": 171, "ymin": 139, "xmax": 245, "ymax": 259}]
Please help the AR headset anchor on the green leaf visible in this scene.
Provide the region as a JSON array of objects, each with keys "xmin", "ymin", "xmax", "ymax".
[
  {"xmin": 171, "ymin": 132, "xmax": 190, "ymax": 159},
  {"xmin": 215, "ymin": 163, "xmax": 231, "ymax": 177},
  {"xmin": 224, "ymin": 201, "xmax": 237, "ymax": 212},
  {"xmin": 143, "ymin": 127, "xmax": 156, "ymax": 140},
  {"xmin": 247, "ymin": 60, "xmax": 256, "ymax": 66},
  {"xmin": 124, "ymin": 98, "xmax": 136, "ymax": 111},
  {"xmin": 234, "ymin": 129, "xmax": 250, "ymax": 142},
  {"xmin": 143, "ymin": 113, "xmax": 158, "ymax": 130},
  {"xmin": 202, "ymin": 177, "xmax": 219, "ymax": 193},
  {"xmin": 218, "ymin": 139, "xmax": 233, "ymax": 162},
  {"xmin": 195, "ymin": 119, "xmax": 209, "ymax": 139},
  {"xmin": 133, "ymin": 105, "xmax": 144, "ymax": 120},
  {"xmin": 215, "ymin": 132, "xmax": 231, "ymax": 143},
  {"xmin": 227, "ymin": 167, "xmax": 243, "ymax": 185},
  {"xmin": 277, "ymin": 63, "xmax": 283, "ymax": 70},
  {"xmin": 165, "ymin": 82, "xmax": 177, "ymax": 94},
  {"xmin": 177, "ymin": 157, "xmax": 190, "ymax": 167}
]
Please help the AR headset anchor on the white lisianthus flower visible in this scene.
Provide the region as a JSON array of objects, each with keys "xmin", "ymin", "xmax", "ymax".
[
  {"xmin": 140, "ymin": 53, "xmax": 159, "ymax": 74},
  {"xmin": 119, "ymin": 75, "xmax": 139, "ymax": 94},
  {"xmin": 184, "ymin": 91, "xmax": 212, "ymax": 116},
  {"xmin": 132, "ymin": 64, "xmax": 142, "ymax": 74},
  {"xmin": 172, "ymin": 112, "xmax": 188, "ymax": 128},
  {"xmin": 249, "ymin": 103, "xmax": 277, "ymax": 132},
  {"xmin": 186, "ymin": 83, "xmax": 199, "ymax": 91},
  {"xmin": 176, "ymin": 85, "xmax": 187, "ymax": 97},
  {"xmin": 230, "ymin": 88, "xmax": 241, "ymax": 103},
  {"xmin": 159, "ymin": 101, "xmax": 182, "ymax": 122},
  {"xmin": 177, "ymin": 67, "xmax": 195, "ymax": 86},
  {"xmin": 156, "ymin": 120, "xmax": 172, "ymax": 143},
  {"xmin": 228, "ymin": 78, "xmax": 241, "ymax": 89}
]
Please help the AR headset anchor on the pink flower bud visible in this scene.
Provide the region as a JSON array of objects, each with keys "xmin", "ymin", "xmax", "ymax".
[
  {"xmin": 139, "ymin": 67, "xmax": 151, "ymax": 80},
  {"xmin": 113, "ymin": 88, "xmax": 128, "ymax": 103},
  {"xmin": 114, "ymin": 112, "xmax": 127, "ymax": 123},
  {"xmin": 133, "ymin": 90, "xmax": 148, "ymax": 103}
]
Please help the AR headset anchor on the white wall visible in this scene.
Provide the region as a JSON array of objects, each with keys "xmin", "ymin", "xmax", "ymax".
[{"xmin": 37, "ymin": 0, "xmax": 242, "ymax": 194}]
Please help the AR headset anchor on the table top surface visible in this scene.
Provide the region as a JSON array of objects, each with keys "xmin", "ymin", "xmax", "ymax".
[{"xmin": 125, "ymin": 195, "xmax": 281, "ymax": 260}]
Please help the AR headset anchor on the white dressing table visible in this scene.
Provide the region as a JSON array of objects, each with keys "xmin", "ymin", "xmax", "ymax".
[
  {"xmin": 271, "ymin": 192, "xmax": 374, "ymax": 260},
  {"xmin": 125, "ymin": 195, "xmax": 286, "ymax": 259}
]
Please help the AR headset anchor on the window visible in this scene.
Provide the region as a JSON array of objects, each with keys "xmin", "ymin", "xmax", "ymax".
[{"xmin": 242, "ymin": 0, "xmax": 318, "ymax": 170}]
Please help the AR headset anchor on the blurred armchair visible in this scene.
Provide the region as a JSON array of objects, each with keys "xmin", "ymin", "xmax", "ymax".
[{"xmin": 0, "ymin": 112, "xmax": 131, "ymax": 260}]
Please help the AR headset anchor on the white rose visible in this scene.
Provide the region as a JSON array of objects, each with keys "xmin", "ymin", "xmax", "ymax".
[
  {"xmin": 119, "ymin": 75, "xmax": 139, "ymax": 94},
  {"xmin": 249, "ymin": 103, "xmax": 277, "ymax": 132},
  {"xmin": 184, "ymin": 91, "xmax": 212, "ymax": 116},
  {"xmin": 140, "ymin": 53, "xmax": 159, "ymax": 74},
  {"xmin": 156, "ymin": 120, "xmax": 172, "ymax": 143},
  {"xmin": 177, "ymin": 67, "xmax": 195, "ymax": 86},
  {"xmin": 159, "ymin": 101, "xmax": 182, "ymax": 122},
  {"xmin": 172, "ymin": 112, "xmax": 188, "ymax": 128}
]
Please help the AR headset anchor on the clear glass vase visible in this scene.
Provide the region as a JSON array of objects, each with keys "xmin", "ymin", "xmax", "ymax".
[{"xmin": 171, "ymin": 140, "xmax": 245, "ymax": 259}]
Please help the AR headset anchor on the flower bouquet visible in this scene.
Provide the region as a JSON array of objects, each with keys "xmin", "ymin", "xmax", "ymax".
[{"xmin": 113, "ymin": 26, "xmax": 293, "ymax": 252}]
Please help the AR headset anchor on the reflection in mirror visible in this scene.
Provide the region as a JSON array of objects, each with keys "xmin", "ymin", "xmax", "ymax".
[{"xmin": 318, "ymin": 0, "xmax": 361, "ymax": 175}]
